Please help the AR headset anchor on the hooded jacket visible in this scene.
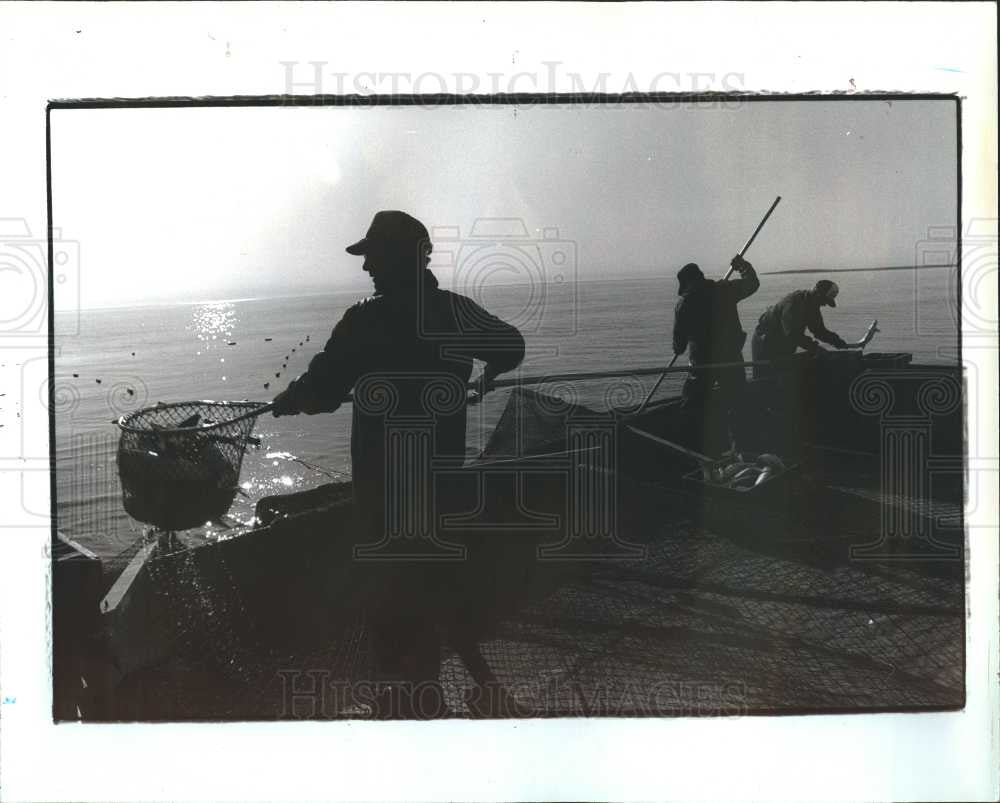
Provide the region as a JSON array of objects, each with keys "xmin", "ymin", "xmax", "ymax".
[{"xmin": 672, "ymin": 267, "xmax": 759, "ymax": 364}]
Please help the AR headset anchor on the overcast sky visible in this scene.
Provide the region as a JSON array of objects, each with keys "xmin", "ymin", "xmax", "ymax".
[{"xmin": 51, "ymin": 99, "xmax": 957, "ymax": 310}]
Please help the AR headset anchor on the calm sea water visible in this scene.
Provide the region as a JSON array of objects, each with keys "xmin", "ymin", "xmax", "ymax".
[{"xmin": 54, "ymin": 270, "xmax": 957, "ymax": 560}]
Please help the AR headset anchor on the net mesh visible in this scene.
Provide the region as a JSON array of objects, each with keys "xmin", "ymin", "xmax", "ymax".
[
  {"xmin": 116, "ymin": 401, "xmax": 265, "ymax": 531},
  {"xmin": 100, "ymin": 387, "xmax": 963, "ymax": 720}
]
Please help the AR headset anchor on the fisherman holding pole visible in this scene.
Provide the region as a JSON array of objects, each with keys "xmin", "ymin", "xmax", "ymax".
[
  {"xmin": 650, "ymin": 196, "xmax": 780, "ymax": 451},
  {"xmin": 671, "ymin": 254, "xmax": 759, "ymax": 440}
]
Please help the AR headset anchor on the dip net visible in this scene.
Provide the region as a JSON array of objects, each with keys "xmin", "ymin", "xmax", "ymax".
[{"xmin": 116, "ymin": 401, "xmax": 267, "ymax": 531}]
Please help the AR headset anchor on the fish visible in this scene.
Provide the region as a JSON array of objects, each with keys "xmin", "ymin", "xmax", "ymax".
[
  {"xmin": 720, "ymin": 462, "xmax": 750, "ymax": 481},
  {"xmin": 754, "ymin": 467, "xmax": 774, "ymax": 487},
  {"xmin": 264, "ymin": 337, "xmax": 272, "ymax": 342},
  {"xmin": 731, "ymin": 467, "xmax": 759, "ymax": 483},
  {"xmin": 757, "ymin": 453, "xmax": 785, "ymax": 470},
  {"xmin": 263, "ymin": 382, "xmax": 270, "ymax": 389}
]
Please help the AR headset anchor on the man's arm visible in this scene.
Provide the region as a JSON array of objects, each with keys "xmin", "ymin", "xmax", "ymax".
[
  {"xmin": 805, "ymin": 306, "xmax": 848, "ymax": 348},
  {"xmin": 725, "ymin": 255, "xmax": 760, "ymax": 301},
  {"xmin": 672, "ymin": 299, "xmax": 688, "ymax": 355},
  {"xmin": 780, "ymin": 296, "xmax": 820, "ymax": 353},
  {"xmin": 452, "ymin": 295, "xmax": 525, "ymax": 384},
  {"xmin": 272, "ymin": 306, "xmax": 363, "ymax": 416}
]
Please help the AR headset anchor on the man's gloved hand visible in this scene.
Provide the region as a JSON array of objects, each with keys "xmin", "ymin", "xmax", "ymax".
[
  {"xmin": 831, "ymin": 334, "xmax": 849, "ymax": 349},
  {"xmin": 803, "ymin": 339, "xmax": 822, "ymax": 355},
  {"xmin": 730, "ymin": 255, "xmax": 752, "ymax": 274}
]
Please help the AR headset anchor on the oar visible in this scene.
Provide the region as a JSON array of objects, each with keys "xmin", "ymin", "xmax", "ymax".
[{"xmin": 635, "ymin": 195, "xmax": 782, "ymax": 414}]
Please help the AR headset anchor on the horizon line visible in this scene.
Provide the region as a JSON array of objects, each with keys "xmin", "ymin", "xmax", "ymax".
[{"xmin": 60, "ymin": 263, "xmax": 956, "ymax": 313}]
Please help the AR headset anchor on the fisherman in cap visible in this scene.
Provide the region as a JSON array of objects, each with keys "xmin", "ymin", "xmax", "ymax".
[
  {"xmin": 271, "ymin": 210, "xmax": 525, "ymax": 718},
  {"xmin": 672, "ymin": 255, "xmax": 760, "ymax": 450},
  {"xmin": 750, "ymin": 279, "xmax": 847, "ymax": 379}
]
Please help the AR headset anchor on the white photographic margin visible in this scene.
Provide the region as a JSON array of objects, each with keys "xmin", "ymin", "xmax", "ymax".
[{"xmin": 0, "ymin": 2, "xmax": 996, "ymax": 801}]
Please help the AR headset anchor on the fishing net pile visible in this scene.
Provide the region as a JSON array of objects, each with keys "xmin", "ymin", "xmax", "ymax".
[{"xmin": 104, "ymin": 388, "xmax": 963, "ymax": 720}]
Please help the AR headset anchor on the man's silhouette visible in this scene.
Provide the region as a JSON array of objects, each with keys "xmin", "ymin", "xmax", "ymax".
[
  {"xmin": 272, "ymin": 210, "xmax": 525, "ymax": 717},
  {"xmin": 751, "ymin": 279, "xmax": 847, "ymax": 378},
  {"xmin": 671, "ymin": 254, "xmax": 759, "ymax": 452}
]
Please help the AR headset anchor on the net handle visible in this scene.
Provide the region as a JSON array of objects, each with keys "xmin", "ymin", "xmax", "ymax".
[
  {"xmin": 223, "ymin": 402, "xmax": 274, "ymax": 427},
  {"xmin": 116, "ymin": 401, "xmax": 274, "ymax": 434}
]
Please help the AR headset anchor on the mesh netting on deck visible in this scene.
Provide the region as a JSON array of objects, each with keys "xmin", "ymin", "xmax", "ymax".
[{"xmin": 107, "ymin": 388, "xmax": 963, "ymax": 720}]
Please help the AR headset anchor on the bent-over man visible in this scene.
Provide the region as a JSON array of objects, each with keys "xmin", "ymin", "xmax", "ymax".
[{"xmin": 751, "ymin": 279, "xmax": 847, "ymax": 378}]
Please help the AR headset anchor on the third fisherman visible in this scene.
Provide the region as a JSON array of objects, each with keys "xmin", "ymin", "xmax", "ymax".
[{"xmin": 750, "ymin": 279, "xmax": 847, "ymax": 379}]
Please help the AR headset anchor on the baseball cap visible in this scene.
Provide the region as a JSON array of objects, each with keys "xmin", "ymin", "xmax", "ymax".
[
  {"xmin": 814, "ymin": 279, "xmax": 839, "ymax": 308},
  {"xmin": 346, "ymin": 211, "xmax": 430, "ymax": 256}
]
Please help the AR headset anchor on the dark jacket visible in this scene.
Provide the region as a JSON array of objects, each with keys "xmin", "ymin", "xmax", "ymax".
[
  {"xmin": 755, "ymin": 289, "xmax": 846, "ymax": 355},
  {"xmin": 672, "ymin": 268, "xmax": 759, "ymax": 364},
  {"xmin": 278, "ymin": 269, "xmax": 525, "ymax": 518}
]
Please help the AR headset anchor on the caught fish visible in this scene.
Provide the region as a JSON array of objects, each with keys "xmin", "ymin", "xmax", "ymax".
[
  {"xmin": 731, "ymin": 467, "xmax": 759, "ymax": 483},
  {"xmin": 730, "ymin": 474, "xmax": 758, "ymax": 490},
  {"xmin": 754, "ymin": 467, "xmax": 774, "ymax": 487},
  {"xmin": 720, "ymin": 462, "xmax": 750, "ymax": 481},
  {"xmin": 757, "ymin": 453, "xmax": 785, "ymax": 470}
]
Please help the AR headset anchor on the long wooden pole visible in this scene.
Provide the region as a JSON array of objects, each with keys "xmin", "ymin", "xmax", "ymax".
[
  {"xmin": 635, "ymin": 195, "xmax": 782, "ymax": 414},
  {"xmin": 489, "ymin": 358, "xmax": 778, "ymax": 391},
  {"xmin": 723, "ymin": 195, "xmax": 782, "ymax": 280}
]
